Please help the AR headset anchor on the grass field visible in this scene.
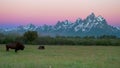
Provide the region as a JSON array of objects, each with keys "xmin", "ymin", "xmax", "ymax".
[{"xmin": 0, "ymin": 45, "xmax": 120, "ymax": 68}]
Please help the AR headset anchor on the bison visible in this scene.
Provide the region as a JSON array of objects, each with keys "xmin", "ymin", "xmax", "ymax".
[
  {"xmin": 6, "ymin": 42, "xmax": 25, "ymax": 52},
  {"xmin": 38, "ymin": 46, "xmax": 45, "ymax": 50}
]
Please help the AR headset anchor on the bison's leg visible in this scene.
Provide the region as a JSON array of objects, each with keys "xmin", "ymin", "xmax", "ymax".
[
  {"xmin": 6, "ymin": 46, "xmax": 9, "ymax": 51},
  {"xmin": 15, "ymin": 49, "xmax": 18, "ymax": 53}
]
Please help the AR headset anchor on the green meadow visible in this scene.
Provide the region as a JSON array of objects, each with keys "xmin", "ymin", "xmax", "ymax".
[{"xmin": 0, "ymin": 45, "xmax": 120, "ymax": 68}]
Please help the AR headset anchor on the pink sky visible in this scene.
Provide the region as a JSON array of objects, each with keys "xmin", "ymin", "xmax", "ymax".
[{"xmin": 0, "ymin": 0, "xmax": 120, "ymax": 27}]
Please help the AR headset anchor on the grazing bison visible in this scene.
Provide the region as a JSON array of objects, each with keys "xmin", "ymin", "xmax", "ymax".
[
  {"xmin": 6, "ymin": 42, "xmax": 25, "ymax": 52},
  {"xmin": 38, "ymin": 46, "xmax": 45, "ymax": 50}
]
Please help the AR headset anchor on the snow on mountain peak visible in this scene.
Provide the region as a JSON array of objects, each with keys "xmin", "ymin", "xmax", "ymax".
[
  {"xmin": 76, "ymin": 18, "xmax": 82, "ymax": 21},
  {"xmin": 26, "ymin": 24, "xmax": 35, "ymax": 28},
  {"xmin": 116, "ymin": 27, "xmax": 120, "ymax": 30},
  {"xmin": 73, "ymin": 13, "xmax": 109, "ymax": 32},
  {"xmin": 0, "ymin": 13, "xmax": 120, "ymax": 37},
  {"xmin": 64, "ymin": 20, "xmax": 72, "ymax": 25},
  {"xmin": 97, "ymin": 16, "xmax": 104, "ymax": 21},
  {"xmin": 23, "ymin": 24, "xmax": 37, "ymax": 31}
]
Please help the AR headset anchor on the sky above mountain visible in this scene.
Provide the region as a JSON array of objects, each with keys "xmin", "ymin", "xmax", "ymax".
[{"xmin": 0, "ymin": 0, "xmax": 120, "ymax": 28}]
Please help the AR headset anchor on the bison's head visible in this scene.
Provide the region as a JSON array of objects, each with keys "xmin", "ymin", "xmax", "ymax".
[
  {"xmin": 21, "ymin": 45, "xmax": 25, "ymax": 50},
  {"xmin": 16, "ymin": 42, "xmax": 25, "ymax": 50}
]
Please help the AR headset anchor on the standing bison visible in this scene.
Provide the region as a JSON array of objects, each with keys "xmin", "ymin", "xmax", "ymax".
[
  {"xmin": 6, "ymin": 42, "xmax": 25, "ymax": 52},
  {"xmin": 38, "ymin": 46, "xmax": 45, "ymax": 50}
]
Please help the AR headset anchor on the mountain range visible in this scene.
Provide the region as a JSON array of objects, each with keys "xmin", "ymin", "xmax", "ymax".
[{"xmin": 0, "ymin": 13, "xmax": 120, "ymax": 37}]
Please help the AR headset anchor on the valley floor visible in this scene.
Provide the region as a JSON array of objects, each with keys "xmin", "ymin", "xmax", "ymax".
[{"xmin": 0, "ymin": 45, "xmax": 120, "ymax": 68}]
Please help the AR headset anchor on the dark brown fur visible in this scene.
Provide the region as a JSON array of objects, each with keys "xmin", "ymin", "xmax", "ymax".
[
  {"xmin": 6, "ymin": 42, "xmax": 25, "ymax": 52},
  {"xmin": 38, "ymin": 46, "xmax": 45, "ymax": 50}
]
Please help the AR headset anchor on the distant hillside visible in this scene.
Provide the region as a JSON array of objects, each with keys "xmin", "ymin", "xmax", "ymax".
[{"xmin": 0, "ymin": 13, "xmax": 120, "ymax": 37}]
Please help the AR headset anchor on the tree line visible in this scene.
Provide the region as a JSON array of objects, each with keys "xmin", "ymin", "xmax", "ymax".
[{"xmin": 0, "ymin": 31, "xmax": 120, "ymax": 46}]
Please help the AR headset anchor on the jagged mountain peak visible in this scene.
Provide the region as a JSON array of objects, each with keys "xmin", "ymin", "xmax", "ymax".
[
  {"xmin": 55, "ymin": 20, "xmax": 72, "ymax": 27},
  {"xmin": 76, "ymin": 18, "xmax": 82, "ymax": 21},
  {"xmin": 64, "ymin": 20, "xmax": 72, "ymax": 25},
  {"xmin": 86, "ymin": 13, "xmax": 105, "ymax": 23},
  {"xmin": 75, "ymin": 18, "xmax": 82, "ymax": 23},
  {"xmin": 86, "ymin": 13, "xmax": 96, "ymax": 19},
  {"xmin": 26, "ymin": 23, "xmax": 36, "ymax": 28},
  {"xmin": 16, "ymin": 23, "xmax": 37, "ymax": 31},
  {"xmin": 90, "ymin": 12, "xmax": 95, "ymax": 17}
]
